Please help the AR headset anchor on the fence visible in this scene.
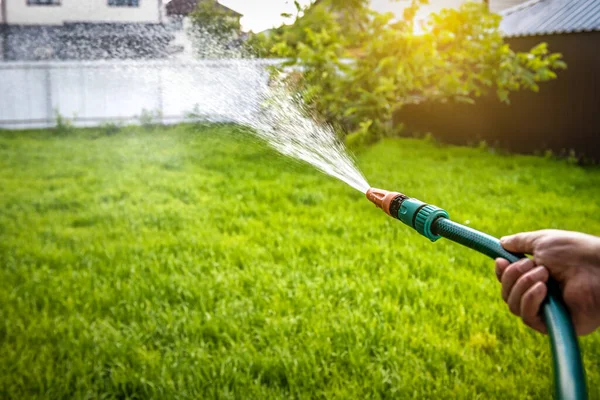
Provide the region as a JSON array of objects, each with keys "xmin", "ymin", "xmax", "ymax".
[
  {"xmin": 395, "ymin": 32, "xmax": 600, "ymax": 162},
  {"xmin": 0, "ymin": 59, "xmax": 279, "ymax": 130}
]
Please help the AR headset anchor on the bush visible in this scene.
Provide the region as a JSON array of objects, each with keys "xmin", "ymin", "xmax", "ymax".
[
  {"xmin": 138, "ymin": 109, "xmax": 163, "ymax": 131},
  {"xmin": 53, "ymin": 110, "xmax": 74, "ymax": 136},
  {"xmin": 99, "ymin": 121, "xmax": 122, "ymax": 136},
  {"xmin": 188, "ymin": 0, "xmax": 244, "ymax": 58},
  {"xmin": 270, "ymin": 0, "xmax": 566, "ymax": 143}
]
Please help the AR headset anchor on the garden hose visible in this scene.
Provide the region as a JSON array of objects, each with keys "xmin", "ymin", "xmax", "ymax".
[{"xmin": 366, "ymin": 188, "xmax": 587, "ymax": 400}]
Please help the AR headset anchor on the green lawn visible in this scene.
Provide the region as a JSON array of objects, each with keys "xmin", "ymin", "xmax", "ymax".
[{"xmin": 1, "ymin": 124, "xmax": 599, "ymax": 399}]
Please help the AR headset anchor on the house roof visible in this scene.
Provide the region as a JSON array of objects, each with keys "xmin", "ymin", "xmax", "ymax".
[
  {"xmin": 499, "ymin": 0, "xmax": 600, "ymax": 37},
  {"xmin": 166, "ymin": 0, "xmax": 242, "ymax": 17}
]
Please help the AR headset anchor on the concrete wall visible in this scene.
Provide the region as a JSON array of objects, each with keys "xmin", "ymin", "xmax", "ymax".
[
  {"xmin": 0, "ymin": 59, "xmax": 278, "ymax": 129},
  {"xmin": 4, "ymin": 0, "xmax": 161, "ymax": 25}
]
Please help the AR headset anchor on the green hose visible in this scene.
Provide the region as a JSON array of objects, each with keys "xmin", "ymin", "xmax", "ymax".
[
  {"xmin": 432, "ymin": 218, "xmax": 587, "ymax": 400},
  {"xmin": 368, "ymin": 192, "xmax": 588, "ymax": 398},
  {"xmin": 383, "ymin": 194, "xmax": 588, "ymax": 399}
]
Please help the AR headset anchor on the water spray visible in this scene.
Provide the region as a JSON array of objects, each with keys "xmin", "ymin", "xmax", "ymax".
[
  {"xmin": 191, "ymin": 39, "xmax": 587, "ymax": 396},
  {"xmin": 366, "ymin": 188, "xmax": 587, "ymax": 399}
]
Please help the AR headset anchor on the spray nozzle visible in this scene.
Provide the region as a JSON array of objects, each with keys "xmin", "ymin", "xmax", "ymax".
[
  {"xmin": 366, "ymin": 188, "xmax": 449, "ymax": 242},
  {"xmin": 366, "ymin": 188, "xmax": 405, "ymax": 216}
]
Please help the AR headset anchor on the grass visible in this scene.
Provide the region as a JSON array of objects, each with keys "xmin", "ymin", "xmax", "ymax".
[{"xmin": 0, "ymin": 124, "xmax": 599, "ymax": 399}]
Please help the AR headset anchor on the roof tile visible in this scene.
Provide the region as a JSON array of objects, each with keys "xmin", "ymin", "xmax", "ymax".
[{"xmin": 500, "ymin": 0, "xmax": 600, "ymax": 37}]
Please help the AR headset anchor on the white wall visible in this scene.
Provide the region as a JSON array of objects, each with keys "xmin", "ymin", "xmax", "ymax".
[
  {"xmin": 5, "ymin": 0, "xmax": 161, "ymax": 25},
  {"xmin": 0, "ymin": 59, "xmax": 278, "ymax": 130}
]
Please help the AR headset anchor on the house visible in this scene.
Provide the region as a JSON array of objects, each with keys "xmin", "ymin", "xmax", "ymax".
[
  {"xmin": 396, "ymin": 0, "xmax": 600, "ymax": 162},
  {"xmin": 164, "ymin": 0, "xmax": 242, "ymax": 59},
  {"xmin": 0, "ymin": 0, "xmax": 172, "ymax": 61}
]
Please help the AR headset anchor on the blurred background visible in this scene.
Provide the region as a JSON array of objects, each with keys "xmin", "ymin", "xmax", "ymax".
[{"xmin": 1, "ymin": 0, "xmax": 599, "ymax": 160}]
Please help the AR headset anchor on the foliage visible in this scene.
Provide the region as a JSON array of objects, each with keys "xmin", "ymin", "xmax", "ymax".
[
  {"xmin": 252, "ymin": 0, "xmax": 370, "ymax": 58},
  {"xmin": 189, "ymin": 0, "xmax": 241, "ymax": 41},
  {"xmin": 138, "ymin": 108, "xmax": 163, "ymax": 131},
  {"xmin": 99, "ymin": 121, "xmax": 122, "ymax": 136},
  {"xmin": 1, "ymin": 125, "xmax": 600, "ymax": 398},
  {"xmin": 278, "ymin": 22, "xmax": 348, "ymax": 121},
  {"xmin": 245, "ymin": 31, "xmax": 273, "ymax": 57},
  {"xmin": 53, "ymin": 110, "xmax": 74, "ymax": 136},
  {"xmin": 189, "ymin": 0, "xmax": 242, "ymax": 58},
  {"xmin": 270, "ymin": 1, "xmax": 567, "ymax": 141}
]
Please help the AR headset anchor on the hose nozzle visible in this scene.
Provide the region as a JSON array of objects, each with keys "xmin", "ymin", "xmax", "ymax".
[
  {"xmin": 366, "ymin": 188, "xmax": 404, "ymax": 216},
  {"xmin": 366, "ymin": 188, "xmax": 449, "ymax": 242}
]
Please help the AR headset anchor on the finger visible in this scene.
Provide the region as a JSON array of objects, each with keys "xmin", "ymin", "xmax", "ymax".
[
  {"xmin": 501, "ymin": 258, "xmax": 536, "ymax": 302},
  {"xmin": 520, "ymin": 281, "xmax": 548, "ymax": 334},
  {"xmin": 495, "ymin": 258, "xmax": 510, "ymax": 282},
  {"xmin": 507, "ymin": 266, "xmax": 549, "ymax": 316},
  {"xmin": 500, "ymin": 231, "xmax": 545, "ymax": 254}
]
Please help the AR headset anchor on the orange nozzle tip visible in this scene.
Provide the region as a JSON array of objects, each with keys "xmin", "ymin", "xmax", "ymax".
[{"xmin": 366, "ymin": 188, "xmax": 403, "ymax": 216}]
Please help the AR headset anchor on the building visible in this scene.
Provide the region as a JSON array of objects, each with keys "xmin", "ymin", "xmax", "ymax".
[
  {"xmin": 165, "ymin": 0, "xmax": 242, "ymax": 59},
  {"xmin": 0, "ymin": 0, "xmax": 172, "ymax": 61}
]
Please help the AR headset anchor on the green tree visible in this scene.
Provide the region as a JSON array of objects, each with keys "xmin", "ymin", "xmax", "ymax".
[
  {"xmin": 189, "ymin": 0, "xmax": 242, "ymax": 58},
  {"xmin": 245, "ymin": 31, "xmax": 272, "ymax": 58},
  {"xmin": 251, "ymin": 0, "xmax": 370, "ymax": 58},
  {"xmin": 272, "ymin": 1, "xmax": 567, "ymax": 143}
]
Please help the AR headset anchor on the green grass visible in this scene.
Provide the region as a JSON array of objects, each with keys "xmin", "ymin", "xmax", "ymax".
[{"xmin": 1, "ymin": 124, "xmax": 599, "ymax": 399}]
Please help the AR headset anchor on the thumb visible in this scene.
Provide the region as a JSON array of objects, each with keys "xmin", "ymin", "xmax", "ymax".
[{"xmin": 500, "ymin": 231, "xmax": 545, "ymax": 254}]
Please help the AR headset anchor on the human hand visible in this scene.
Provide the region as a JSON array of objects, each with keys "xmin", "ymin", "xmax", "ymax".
[{"xmin": 495, "ymin": 229, "xmax": 600, "ymax": 335}]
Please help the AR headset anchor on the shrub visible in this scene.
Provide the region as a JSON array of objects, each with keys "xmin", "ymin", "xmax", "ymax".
[
  {"xmin": 138, "ymin": 109, "xmax": 163, "ymax": 131},
  {"xmin": 53, "ymin": 110, "xmax": 74, "ymax": 136},
  {"xmin": 270, "ymin": 0, "xmax": 567, "ymax": 143},
  {"xmin": 99, "ymin": 121, "xmax": 122, "ymax": 136}
]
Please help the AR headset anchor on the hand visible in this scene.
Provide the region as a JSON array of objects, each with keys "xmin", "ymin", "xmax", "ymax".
[{"xmin": 495, "ymin": 229, "xmax": 600, "ymax": 335}]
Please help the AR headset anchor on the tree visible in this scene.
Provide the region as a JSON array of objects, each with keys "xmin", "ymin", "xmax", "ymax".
[
  {"xmin": 250, "ymin": 0, "xmax": 370, "ymax": 58},
  {"xmin": 270, "ymin": 1, "xmax": 567, "ymax": 143},
  {"xmin": 189, "ymin": 0, "xmax": 242, "ymax": 58}
]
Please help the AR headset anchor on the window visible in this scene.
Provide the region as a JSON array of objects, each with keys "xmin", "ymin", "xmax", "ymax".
[
  {"xmin": 108, "ymin": 0, "xmax": 139, "ymax": 6},
  {"xmin": 27, "ymin": 0, "xmax": 61, "ymax": 5}
]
